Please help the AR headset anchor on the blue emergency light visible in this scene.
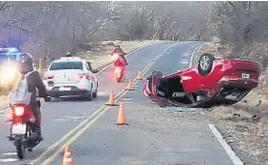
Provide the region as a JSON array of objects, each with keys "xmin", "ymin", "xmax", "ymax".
[
  {"xmin": 0, "ymin": 47, "xmax": 20, "ymax": 55},
  {"xmin": 0, "ymin": 47, "xmax": 21, "ymax": 63}
]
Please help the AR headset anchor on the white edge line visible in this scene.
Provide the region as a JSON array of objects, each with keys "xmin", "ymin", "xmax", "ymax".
[
  {"xmin": 208, "ymin": 124, "xmax": 244, "ymax": 165},
  {"xmin": 192, "ymin": 43, "xmax": 244, "ymax": 165},
  {"xmin": 0, "ymin": 41, "xmax": 171, "ymax": 114},
  {"xmin": 0, "ymin": 108, "xmax": 9, "ymax": 114},
  {"xmin": 190, "ymin": 42, "xmax": 244, "ymax": 165}
]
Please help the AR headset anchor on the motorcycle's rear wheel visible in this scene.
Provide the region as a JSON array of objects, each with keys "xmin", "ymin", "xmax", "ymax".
[
  {"xmin": 115, "ymin": 73, "xmax": 123, "ymax": 83},
  {"xmin": 15, "ymin": 138, "xmax": 25, "ymax": 159}
]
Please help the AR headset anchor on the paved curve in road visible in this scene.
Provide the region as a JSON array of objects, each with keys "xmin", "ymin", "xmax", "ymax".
[{"xmin": 0, "ymin": 41, "xmax": 236, "ymax": 165}]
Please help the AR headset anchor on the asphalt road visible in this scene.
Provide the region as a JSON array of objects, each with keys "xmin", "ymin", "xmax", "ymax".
[{"xmin": 0, "ymin": 41, "xmax": 235, "ymax": 165}]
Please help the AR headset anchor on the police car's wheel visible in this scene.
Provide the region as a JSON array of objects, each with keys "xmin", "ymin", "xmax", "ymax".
[
  {"xmin": 87, "ymin": 84, "xmax": 93, "ymax": 101},
  {"xmin": 87, "ymin": 92, "xmax": 93, "ymax": 101},
  {"xmin": 93, "ymin": 89, "xmax": 98, "ymax": 98},
  {"xmin": 45, "ymin": 96, "xmax": 51, "ymax": 102},
  {"xmin": 93, "ymin": 83, "xmax": 98, "ymax": 98}
]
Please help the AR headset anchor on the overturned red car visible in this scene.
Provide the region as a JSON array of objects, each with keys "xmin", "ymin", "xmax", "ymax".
[{"xmin": 143, "ymin": 53, "xmax": 261, "ymax": 108}]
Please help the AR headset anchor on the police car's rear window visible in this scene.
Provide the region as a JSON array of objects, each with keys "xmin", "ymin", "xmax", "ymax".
[{"xmin": 50, "ymin": 61, "xmax": 83, "ymax": 70}]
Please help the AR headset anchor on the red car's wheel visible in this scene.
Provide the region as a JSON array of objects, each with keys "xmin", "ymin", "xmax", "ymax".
[{"xmin": 198, "ymin": 53, "xmax": 215, "ymax": 76}]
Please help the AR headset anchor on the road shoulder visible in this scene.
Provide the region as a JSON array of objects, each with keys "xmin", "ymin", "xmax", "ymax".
[{"xmin": 194, "ymin": 42, "xmax": 268, "ymax": 165}]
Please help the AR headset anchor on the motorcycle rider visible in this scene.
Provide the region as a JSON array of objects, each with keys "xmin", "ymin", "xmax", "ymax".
[
  {"xmin": 66, "ymin": 51, "xmax": 72, "ymax": 57},
  {"xmin": 111, "ymin": 45, "xmax": 128, "ymax": 65},
  {"xmin": 15, "ymin": 53, "xmax": 47, "ymax": 141}
]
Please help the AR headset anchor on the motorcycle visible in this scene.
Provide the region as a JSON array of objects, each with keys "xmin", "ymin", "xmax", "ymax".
[
  {"xmin": 112, "ymin": 53, "xmax": 126, "ymax": 83},
  {"xmin": 6, "ymin": 98, "xmax": 42, "ymax": 159}
]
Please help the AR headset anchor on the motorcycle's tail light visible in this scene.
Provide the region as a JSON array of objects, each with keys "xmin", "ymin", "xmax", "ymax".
[
  {"xmin": 14, "ymin": 107, "xmax": 24, "ymax": 116},
  {"xmin": 11, "ymin": 104, "xmax": 34, "ymax": 124},
  {"xmin": 115, "ymin": 67, "xmax": 122, "ymax": 73}
]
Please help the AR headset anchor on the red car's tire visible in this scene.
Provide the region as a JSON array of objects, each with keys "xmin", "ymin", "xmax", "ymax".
[{"xmin": 198, "ymin": 53, "xmax": 215, "ymax": 76}]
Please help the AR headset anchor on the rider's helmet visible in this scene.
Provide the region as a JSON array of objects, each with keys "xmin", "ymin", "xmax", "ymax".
[
  {"xmin": 66, "ymin": 51, "xmax": 71, "ymax": 57},
  {"xmin": 17, "ymin": 53, "xmax": 34, "ymax": 74}
]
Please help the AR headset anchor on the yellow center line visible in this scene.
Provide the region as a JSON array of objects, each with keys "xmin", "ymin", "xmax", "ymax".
[
  {"xmin": 41, "ymin": 55, "xmax": 161, "ymax": 165},
  {"xmin": 28, "ymin": 52, "xmax": 159, "ymax": 165},
  {"xmin": 40, "ymin": 89, "xmax": 129, "ymax": 165},
  {"xmin": 39, "ymin": 51, "xmax": 165, "ymax": 165},
  {"xmin": 31, "ymin": 43, "xmax": 179, "ymax": 164}
]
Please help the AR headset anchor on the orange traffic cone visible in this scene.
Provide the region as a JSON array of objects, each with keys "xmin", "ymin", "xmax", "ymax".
[
  {"xmin": 115, "ymin": 102, "xmax": 128, "ymax": 125},
  {"xmin": 136, "ymin": 70, "xmax": 142, "ymax": 80},
  {"xmin": 62, "ymin": 146, "xmax": 73, "ymax": 165},
  {"xmin": 125, "ymin": 79, "xmax": 134, "ymax": 91},
  {"xmin": 105, "ymin": 89, "xmax": 118, "ymax": 106}
]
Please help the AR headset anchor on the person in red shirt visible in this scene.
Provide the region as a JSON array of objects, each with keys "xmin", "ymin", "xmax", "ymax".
[{"xmin": 111, "ymin": 45, "xmax": 128, "ymax": 65}]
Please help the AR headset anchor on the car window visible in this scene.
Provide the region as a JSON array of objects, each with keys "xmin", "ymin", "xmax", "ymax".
[{"xmin": 49, "ymin": 61, "xmax": 83, "ymax": 70}]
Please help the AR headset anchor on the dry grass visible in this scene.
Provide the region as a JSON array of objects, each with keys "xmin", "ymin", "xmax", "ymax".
[
  {"xmin": 207, "ymin": 104, "xmax": 268, "ymax": 165},
  {"xmin": 0, "ymin": 40, "xmax": 164, "ymax": 109},
  {"xmin": 0, "ymin": 95, "xmax": 8, "ymax": 109},
  {"xmin": 195, "ymin": 43, "xmax": 268, "ymax": 165}
]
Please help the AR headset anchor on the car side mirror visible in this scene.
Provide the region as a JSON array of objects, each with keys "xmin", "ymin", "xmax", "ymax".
[{"xmin": 92, "ymin": 69, "xmax": 99, "ymax": 73}]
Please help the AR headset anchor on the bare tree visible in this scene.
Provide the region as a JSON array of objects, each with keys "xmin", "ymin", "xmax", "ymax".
[{"xmin": 0, "ymin": 1, "xmax": 214, "ymax": 65}]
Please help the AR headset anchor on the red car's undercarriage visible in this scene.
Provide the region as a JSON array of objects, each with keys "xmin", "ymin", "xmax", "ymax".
[{"xmin": 144, "ymin": 53, "xmax": 260, "ymax": 108}]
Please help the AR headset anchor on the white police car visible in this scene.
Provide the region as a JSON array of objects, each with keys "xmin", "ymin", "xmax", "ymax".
[{"xmin": 43, "ymin": 57, "xmax": 99, "ymax": 101}]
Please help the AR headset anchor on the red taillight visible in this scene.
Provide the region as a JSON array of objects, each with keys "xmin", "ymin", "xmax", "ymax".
[
  {"xmin": 14, "ymin": 107, "xmax": 24, "ymax": 116},
  {"xmin": 229, "ymin": 73, "xmax": 239, "ymax": 79},
  {"xmin": 219, "ymin": 73, "xmax": 239, "ymax": 82},
  {"xmin": 75, "ymin": 74, "xmax": 92, "ymax": 80},
  {"xmin": 75, "ymin": 74, "xmax": 83, "ymax": 79},
  {"xmin": 11, "ymin": 106, "xmax": 25, "ymax": 123},
  {"xmin": 115, "ymin": 67, "xmax": 122, "ymax": 73},
  {"xmin": 43, "ymin": 74, "xmax": 54, "ymax": 80},
  {"xmin": 11, "ymin": 104, "xmax": 35, "ymax": 124}
]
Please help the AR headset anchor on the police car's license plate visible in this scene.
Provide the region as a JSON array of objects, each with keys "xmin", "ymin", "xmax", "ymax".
[
  {"xmin": 242, "ymin": 73, "xmax": 250, "ymax": 79},
  {"xmin": 12, "ymin": 124, "xmax": 27, "ymax": 135}
]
